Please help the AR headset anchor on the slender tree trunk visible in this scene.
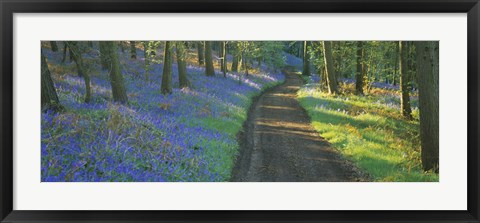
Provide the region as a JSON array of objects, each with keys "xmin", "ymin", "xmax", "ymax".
[
  {"xmin": 130, "ymin": 41, "xmax": 137, "ymax": 59},
  {"xmin": 302, "ymin": 41, "xmax": 311, "ymax": 76},
  {"xmin": 322, "ymin": 41, "xmax": 338, "ymax": 94},
  {"xmin": 176, "ymin": 41, "xmax": 190, "ymax": 88},
  {"xmin": 68, "ymin": 47, "xmax": 74, "ymax": 62},
  {"xmin": 221, "ymin": 41, "xmax": 227, "ymax": 77},
  {"xmin": 415, "ymin": 41, "xmax": 439, "ymax": 172},
  {"xmin": 197, "ymin": 41, "xmax": 205, "ymax": 65},
  {"xmin": 68, "ymin": 41, "xmax": 91, "ymax": 103},
  {"xmin": 161, "ymin": 41, "xmax": 173, "ymax": 94},
  {"xmin": 231, "ymin": 44, "xmax": 241, "ymax": 72},
  {"xmin": 102, "ymin": 41, "xmax": 128, "ymax": 103},
  {"xmin": 143, "ymin": 41, "xmax": 151, "ymax": 82},
  {"xmin": 243, "ymin": 53, "xmax": 249, "ymax": 76},
  {"xmin": 99, "ymin": 41, "xmax": 109, "ymax": 70},
  {"xmin": 355, "ymin": 41, "xmax": 365, "ymax": 95},
  {"xmin": 393, "ymin": 42, "xmax": 399, "ymax": 86},
  {"xmin": 41, "ymin": 50, "xmax": 61, "ymax": 111},
  {"xmin": 204, "ymin": 41, "xmax": 215, "ymax": 76},
  {"xmin": 61, "ymin": 43, "xmax": 68, "ymax": 64},
  {"xmin": 50, "ymin": 41, "xmax": 58, "ymax": 52},
  {"xmin": 399, "ymin": 41, "xmax": 413, "ymax": 120}
]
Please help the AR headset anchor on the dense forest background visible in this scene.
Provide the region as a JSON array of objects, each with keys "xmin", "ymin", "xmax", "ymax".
[{"xmin": 41, "ymin": 41, "xmax": 439, "ymax": 182}]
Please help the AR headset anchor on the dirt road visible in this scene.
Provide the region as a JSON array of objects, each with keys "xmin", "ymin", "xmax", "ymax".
[{"xmin": 231, "ymin": 68, "xmax": 367, "ymax": 182}]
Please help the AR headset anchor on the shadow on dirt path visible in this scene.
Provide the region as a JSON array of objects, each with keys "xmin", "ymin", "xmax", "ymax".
[{"xmin": 231, "ymin": 67, "xmax": 368, "ymax": 182}]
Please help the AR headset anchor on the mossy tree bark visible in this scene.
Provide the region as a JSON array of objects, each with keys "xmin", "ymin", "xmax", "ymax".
[
  {"xmin": 176, "ymin": 41, "xmax": 190, "ymax": 88},
  {"xmin": 415, "ymin": 41, "xmax": 439, "ymax": 172},
  {"xmin": 399, "ymin": 41, "xmax": 413, "ymax": 120},
  {"xmin": 204, "ymin": 41, "xmax": 215, "ymax": 76},
  {"xmin": 355, "ymin": 41, "xmax": 365, "ymax": 95},
  {"xmin": 67, "ymin": 41, "xmax": 91, "ymax": 103},
  {"xmin": 41, "ymin": 50, "xmax": 61, "ymax": 111},
  {"xmin": 161, "ymin": 41, "xmax": 173, "ymax": 94},
  {"xmin": 322, "ymin": 41, "xmax": 338, "ymax": 94},
  {"xmin": 102, "ymin": 41, "xmax": 128, "ymax": 104},
  {"xmin": 302, "ymin": 41, "xmax": 311, "ymax": 76}
]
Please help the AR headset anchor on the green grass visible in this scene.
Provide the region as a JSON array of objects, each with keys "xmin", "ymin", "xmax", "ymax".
[{"xmin": 297, "ymin": 81, "xmax": 438, "ymax": 182}]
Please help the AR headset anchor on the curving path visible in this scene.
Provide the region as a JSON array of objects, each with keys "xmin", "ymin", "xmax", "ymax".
[{"xmin": 231, "ymin": 68, "xmax": 367, "ymax": 182}]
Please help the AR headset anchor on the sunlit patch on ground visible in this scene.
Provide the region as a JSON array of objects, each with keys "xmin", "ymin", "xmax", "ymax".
[{"xmin": 297, "ymin": 76, "xmax": 438, "ymax": 182}]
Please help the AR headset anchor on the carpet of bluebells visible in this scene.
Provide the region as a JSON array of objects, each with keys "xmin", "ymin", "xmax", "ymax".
[{"xmin": 41, "ymin": 44, "xmax": 284, "ymax": 182}]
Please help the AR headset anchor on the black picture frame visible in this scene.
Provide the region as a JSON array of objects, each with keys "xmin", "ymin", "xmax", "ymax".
[{"xmin": 1, "ymin": 0, "xmax": 479, "ymax": 222}]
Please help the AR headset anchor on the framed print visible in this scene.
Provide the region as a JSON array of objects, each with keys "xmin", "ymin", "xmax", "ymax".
[{"xmin": 1, "ymin": 0, "xmax": 479, "ymax": 222}]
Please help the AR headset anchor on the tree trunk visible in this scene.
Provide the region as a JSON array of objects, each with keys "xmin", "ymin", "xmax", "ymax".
[
  {"xmin": 102, "ymin": 41, "xmax": 128, "ymax": 103},
  {"xmin": 231, "ymin": 44, "xmax": 241, "ymax": 72},
  {"xmin": 176, "ymin": 41, "xmax": 190, "ymax": 88},
  {"xmin": 143, "ymin": 41, "xmax": 151, "ymax": 82},
  {"xmin": 393, "ymin": 42, "xmax": 399, "ymax": 86},
  {"xmin": 322, "ymin": 41, "xmax": 338, "ymax": 94},
  {"xmin": 68, "ymin": 41, "xmax": 91, "ymax": 103},
  {"xmin": 243, "ymin": 53, "xmax": 249, "ymax": 76},
  {"xmin": 302, "ymin": 41, "xmax": 311, "ymax": 76},
  {"xmin": 50, "ymin": 41, "xmax": 58, "ymax": 52},
  {"xmin": 161, "ymin": 41, "xmax": 173, "ymax": 94},
  {"xmin": 221, "ymin": 41, "xmax": 227, "ymax": 77},
  {"xmin": 204, "ymin": 41, "xmax": 215, "ymax": 76},
  {"xmin": 415, "ymin": 41, "xmax": 439, "ymax": 172},
  {"xmin": 197, "ymin": 41, "xmax": 205, "ymax": 65},
  {"xmin": 355, "ymin": 41, "xmax": 365, "ymax": 95},
  {"xmin": 130, "ymin": 41, "xmax": 137, "ymax": 59},
  {"xmin": 99, "ymin": 41, "xmax": 109, "ymax": 70},
  {"xmin": 399, "ymin": 41, "xmax": 413, "ymax": 120},
  {"xmin": 61, "ymin": 43, "xmax": 68, "ymax": 64},
  {"xmin": 41, "ymin": 50, "xmax": 61, "ymax": 111}
]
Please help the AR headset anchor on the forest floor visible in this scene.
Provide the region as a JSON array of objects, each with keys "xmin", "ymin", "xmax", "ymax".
[
  {"xmin": 41, "ymin": 43, "xmax": 285, "ymax": 182},
  {"xmin": 231, "ymin": 67, "xmax": 368, "ymax": 182}
]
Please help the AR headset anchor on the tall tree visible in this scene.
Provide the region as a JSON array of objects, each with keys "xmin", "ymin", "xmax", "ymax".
[
  {"xmin": 130, "ymin": 41, "xmax": 137, "ymax": 59},
  {"xmin": 61, "ymin": 43, "xmax": 74, "ymax": 64},
  {"xmin": 204, "ymin": 41, "xmax": 215, "ymax": 76},
  {"xmin": 176, "ymin": 41, "xmax": 190, "ymax": 88},
  {"xmin": 41, "ymin": 50, "xmax": 61, "ymax": 111},
  {"xmin": 67, "ymin": 41, "xmax": 91, "ymax": 103},
  {"xmin": 161, "ymin": 41, "xmax": 173, "ymax": 94},
  {"xmin": 355, "ymin": 41, "xmax": 365, "ymax": 95},
  {"xmin": 99, "ymin": 41, "xmax": 109, "ymax": 70},
  {"xmin": 101, "ymin": 41, "xmax": 128, "ymax": 103},
  {"xmin": 392, "ymin": 42, "xmax": 399, "ymax": 86},
  {"xmin": 415, "ymin": 41, "xmax": 439, "ymax": 172},
  {"xmin": 302, "ymin": 41, "xmax": 311, "ymax": 76},
  {"xmin": 231, "ymin": 42, "xmax": 241, "ymax": 72},
  {"xmin": 197, "ymin": 41, "xmax": 205, "ymax": 65},
  {"xmin": 50, "ymin": 41, "xmax": 58, "ymax": 52},
  {"xmin": 322, "ymin": 41, "xmax": 338, "ymax": 94},
  {"xmin": 399, "ymin": 41, "xmax": 413, "ymax": 120},
  {"xmin": 220, "ymin": 41, "xmax": 227, "ymax": 77}
]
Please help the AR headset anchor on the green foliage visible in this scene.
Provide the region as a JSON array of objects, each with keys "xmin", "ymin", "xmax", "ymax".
[{"xmin": 231, "ymin": 41, "xmax": 286, "ymax": 70}]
